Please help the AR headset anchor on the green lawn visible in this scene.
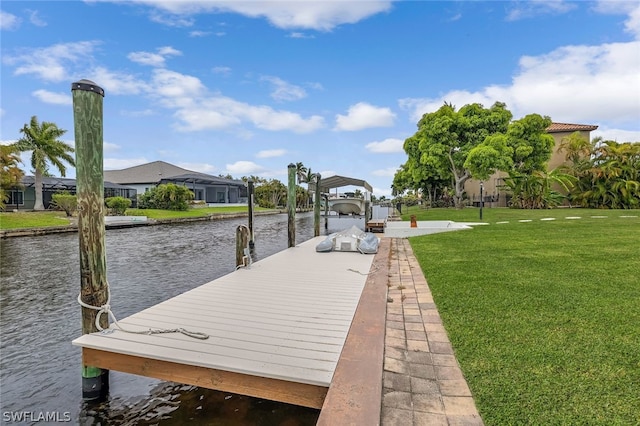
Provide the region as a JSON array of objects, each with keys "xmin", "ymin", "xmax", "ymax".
[
  {"xmin": 0, "ymin": 206, "xmax": 274, "ymax": 229},
  {"xmin": 407, "ymin": 208, "xmax": 639, "ymax": 424},
  {"xmin": 0, "ymin": 211, "xmax": 72, "ymax": 229},
  {"xmin": 125, "ymin": 205, "xmax": 273, "ymax": 220}
]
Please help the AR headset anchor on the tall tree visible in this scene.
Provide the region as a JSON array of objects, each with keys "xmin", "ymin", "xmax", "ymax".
[
  {"xmin": 404, "ymin": 102, "xmax": 512, "ymax": 208},
  {"xmin": 295, "ymin": 162, "xmax": 307, "ymax": 184},
  {"xmin": 465, "ymin": 114, "xmax": 554, "ymax": 179},
  {"xmin": 0, "ymin": 144, "xmax": 25, "ymax": 209},
  {"xmin": 505, "ymin": 114, "xmax": 555, "ymax": 174},
  {"xmin": 254, "ymin": 179, "xmax": 287, "ymax": 208},
  {"xmin": 14, "ymin": 116, "xmax": 75, "ymax": 210}
]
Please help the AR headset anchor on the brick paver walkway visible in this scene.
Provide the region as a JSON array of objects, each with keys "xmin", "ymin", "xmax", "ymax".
[{"xmin": 381, "ymin": 238, "xmax": 484, "ymax": 426}]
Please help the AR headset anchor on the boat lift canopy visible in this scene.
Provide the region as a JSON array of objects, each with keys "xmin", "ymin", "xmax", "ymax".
[{"xmin": 319, "ymin": 175, "xmax": 372, "ymax": 193}]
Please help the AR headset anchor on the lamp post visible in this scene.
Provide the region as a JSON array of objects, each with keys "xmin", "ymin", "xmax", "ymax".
[{"xmin": 479, "ymin": 181, "xmax": 484, "ymax": 220}]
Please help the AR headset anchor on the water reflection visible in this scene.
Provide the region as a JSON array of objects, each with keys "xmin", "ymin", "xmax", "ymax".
[{"xmin": 0, "ymin": 212, "xmax": 328, "ymax": 425}]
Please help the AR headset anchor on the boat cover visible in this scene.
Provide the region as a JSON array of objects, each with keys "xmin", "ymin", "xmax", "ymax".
[{"xmin": 315, "ymin": 225, "xmax": 379, "ymax": 254}]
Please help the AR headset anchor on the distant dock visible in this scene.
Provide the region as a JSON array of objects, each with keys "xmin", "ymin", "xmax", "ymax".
[{"xmin": 73, "ymin": 236, "xmax": 386, "ymax": 409}]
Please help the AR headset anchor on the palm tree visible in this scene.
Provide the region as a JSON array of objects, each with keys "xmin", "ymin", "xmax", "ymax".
[
  {"xmin": 295, "ymin": 162, "xmax": 307, "ymax": 184},
  {"xmin": 0, "ymin": 144, "xmax": 25, "ymax": 209},
  {"xmin": 559, "ymin": 132, "xmax": 594, "ymax": 165},
  {"xmin": 15, "ymin": 116, "xmax": 74, "ymax": 210},
  {"xmin": 301, "ymin": 168, "xmax": 317, "ymax": 208}
]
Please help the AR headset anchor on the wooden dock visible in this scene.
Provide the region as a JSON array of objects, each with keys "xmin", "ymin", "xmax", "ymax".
[
  {"xmin": 72, "ymin": 236, "xmax": 379, "ymax": 409},
  {"xmin": 366, "ymin": 218, "xmax": 387, "ymax": 233}
]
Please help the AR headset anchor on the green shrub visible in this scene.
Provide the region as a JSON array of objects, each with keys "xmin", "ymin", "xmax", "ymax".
[
  {"xmin": 51, "ymin": 192, "xmax": 77, "ymax": 217},
  {"xmin": 136, "ymin": 183, "xmax": 193, "ymax": 211},
  {"xmin": 105, "ymin": 196, "xmax": 132, "ymax": 215}
]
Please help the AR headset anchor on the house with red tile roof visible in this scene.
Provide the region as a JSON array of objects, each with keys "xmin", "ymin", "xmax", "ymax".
[{"xmin": 464, "ymin": 122, "xmax": 598, "ymax": 207}]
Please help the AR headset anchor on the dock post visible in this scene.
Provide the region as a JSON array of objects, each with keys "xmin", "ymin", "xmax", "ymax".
[
  {"xmin": 72, "ymin": 79, "xmax": 109, "ymax": 400},
  {"xmin": 324, "ymin": 194, "xmax": 329, "ymax": 230},
  {"xmin": 236, "ymin": 225, "xmax": 250, "ymax": 268},
  {"xmin": 364, "ymin": 192, "xmax": 371, "ymax": 224},
  {"xmin": 287, "ymin": 163, "xmax": 296, "ymax": 247},
  {"xmin": 314, "ymin": 174, "xmax": 321, "ymax": 236},
  {"xmin": 247, "ymin": 180, "xmax": 255, "ymax": 253}
]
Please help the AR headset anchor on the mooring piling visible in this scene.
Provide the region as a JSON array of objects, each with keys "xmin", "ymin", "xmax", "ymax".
[
  {"xmin": 247, "ymin": 179, "xmax": 255, "ymax": 252},
  {"xmin": 236, "ymin": 225, "xmax": 250, "ymax": 268},
  {"xmin": 72, "ymin": 79, "xmax": 109, "ymax": 400},
  {"xmin": 314, "ymin": 173, "xmax": 321, "ymax": 237},
  {"xmin": 287, "ymin": 163, "xmax": 296, "ymax": 247},
  {"xmin": 323, "ymin": 194, "xmax": 329, "ymax": 230}
]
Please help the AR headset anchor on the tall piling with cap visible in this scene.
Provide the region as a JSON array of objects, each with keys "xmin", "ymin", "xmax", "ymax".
[
  {"xmin": 247, "ymin": 179, "xmax": 255, "ymax": 253},
  {"xmin": 314, "ymin": 173, "xmax": 321, "ymax": 237},
  {"xmin": 287, "ymin": 163, "xmax": 296, "ymax": 247},
  {"xmin": 72, "ymin": 79, "xmax": 109, "ymax": 400}
]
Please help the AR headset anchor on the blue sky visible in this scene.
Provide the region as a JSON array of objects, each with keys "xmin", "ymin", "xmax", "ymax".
[{"xmin": 1, "ymin": 1, "xmax": 639, "ymax": 197}]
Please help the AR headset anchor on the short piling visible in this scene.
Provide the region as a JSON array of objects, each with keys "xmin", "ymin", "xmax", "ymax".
[
  {"xmin": 314, "ymin": 173, "xmax": 321, "ymax": 237},
  {"xmin": 324, "ymin": 194, "xmax": 329, "ymax": 230},
  {"xmin": 72, "ymin": 79, "xmax": 109, "ymax": 400},
  {"xmin": 247, "ymin": 180, "xmax": 255, "ymax": 252},
  {"xmin": 287, "ymin": 163, "xmax": 296, "ymax": 247},
  {"xmin": 236, "ymin": 225, "xmax": 250, "ymax": 268}
]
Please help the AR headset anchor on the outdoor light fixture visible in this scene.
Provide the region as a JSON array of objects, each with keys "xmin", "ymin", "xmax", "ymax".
[{"xmin": 480, "ymin": 181, "xmax": 484, "ymax": 220}]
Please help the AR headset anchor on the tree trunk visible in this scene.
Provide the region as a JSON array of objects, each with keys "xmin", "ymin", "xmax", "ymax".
[
  {"xmin": 33, "ymin": 169, "xmax": 45, "ymax": 210},
  {"xmin": 454, "ymin": 172, "xmax": 470, "ymax": 209}
]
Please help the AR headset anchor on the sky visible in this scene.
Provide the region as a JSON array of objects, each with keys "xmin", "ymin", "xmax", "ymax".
[{"xmin": 1, "ymin": 1, "xmax": 639, "ymax": 197}]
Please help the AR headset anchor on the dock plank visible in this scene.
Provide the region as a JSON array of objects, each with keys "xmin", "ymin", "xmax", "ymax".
[{"xmin": 73, "ymin": 236, "xmax": 377, "ymax": 398}]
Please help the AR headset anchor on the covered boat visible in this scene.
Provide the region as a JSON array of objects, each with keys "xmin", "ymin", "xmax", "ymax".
[
  {"xmin": 315, "ymin": 226, "xmax": 379, "ymax": 254},
  {"xmin": 327, "ymin": 197, "xmax": 365, "ymax": 215}
]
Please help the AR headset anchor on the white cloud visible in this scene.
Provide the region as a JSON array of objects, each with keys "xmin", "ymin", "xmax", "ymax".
[
  {"xmin": 158, "ymin": 46, "xmax": 180, "ymax": 56},
  {"xmin": 27, "ymin": 9, "xmax": 47, "ymax": 27},
  {"xmin": 148, "ymin": 69, "xmax": 325, "ymax": 133},
  {"xmin": 261, "ymin": 76, "xmax": 307, "ymax": 101},
  {"xmin": 149, "ymin": 12, "xmax": 194, "ymax": 27},
  {"xmin": 128, "ymin": 46, "xmax": 181, "ymax": 67},
  {"xmin": 257, "ymin": 149, "xmax": 287, "ymax": 158},
  {"xmin": 306, "ymin": 82, "xmax": 324, "ymax": 91},
  {"xmin": 288, "ymin": 32, "xmax": 315, "ymax": 39},
  {"xmin": 592, "ymin": 127, "xmax": 640, "ymax": 143},
  {"xmin": 372, "ymin": 167, "xmax": 399, "ymax": 177},
  {"xmin": 319, "ymin": 170, "xmax": 337, "ymax": 178},
  {"xmin": 335, "ymin": 102, "xmax": 396, "ymax": 131},
  {"xmin": 177, "ymin": 162, "xmax": 216, "ymax": 173},
  {"xmin": 128, "ymin": 52, "xmax": 166, "ymax": 67},
  {"xmin": 594, "ymin": 1, "xmax": 640, "ymax": 39},
  {"xmin": 32, "ymin": 89, "xmax": 71, "ymax": 105},
  {"xmin": 399, "ymin": 91, "xmax": 495, "ymax": 123},
  {"xmin": 104, "ymin": 157, "xmax": 149, "ymax": 170},
  {"xmin": 104, "ymin": 142, "xmax": 120, "ymax": 152},
  {"xmin": 506, "ymin": 0, "xmax": 577, "ymax": 21},
  {"xmin": 120, "ymin": 109, "xmax": 154, "ymax": 117},
  {"xmin": 3, "ymin": 41, "xmax": 100, "ymax": 82},
  {"xmin": 372, "ymin": 186, "xmax": 392, "ymax": 197},
  {"xmin": 121, "ymin": 0, "xmax": 395, "ymax": 31},
  {"xmin": 0, "ymin": 11, "xmax": 20, "ymax": 30},
  {"xmin": 225, "ymin": 161, "xmax": 265, "ymax": 175},
  {"xmin": 366, "ymin": 138, "xmax": 404, "ymax": 153},
  {"xmin": 213, "ymin": 66, "xmax": 232, "ymax": 75},
  {"xmin": 91, "ymin": 66, "xmax": 149, "ymax": 95},
  {"xmin": 399, "ymin": 40, "xmax": 640, "ymax": 134},
  {"xmin": 189, "ymin": 30, "xmax": 210, "ymax": 37},
  {"xmin": 151, "ymin": 68, "xmax": 206, "ymax": 102}
]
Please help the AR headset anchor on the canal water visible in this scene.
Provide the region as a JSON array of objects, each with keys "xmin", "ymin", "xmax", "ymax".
[{"xmin": 0, "ymin": 212, "xmax": 361, "ymax": 425}]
